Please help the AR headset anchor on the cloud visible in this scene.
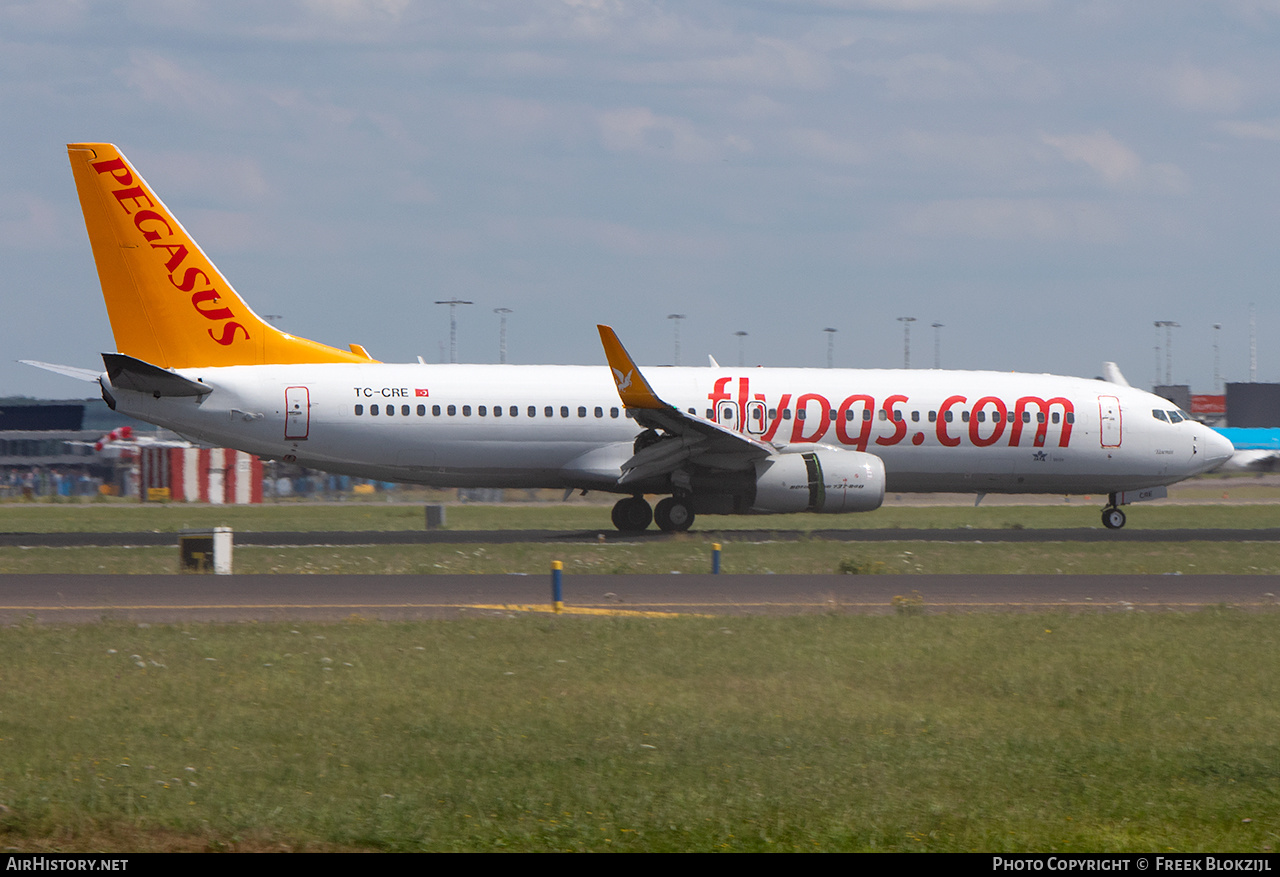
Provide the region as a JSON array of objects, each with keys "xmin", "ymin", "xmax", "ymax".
[
  {"xmin": 1041, "ymin": 130, "xmax": 1142, "ymax": 186},
  {"xmin": 597, "ymin": 107, "xmax": 724, "ymax": 162},
  {"xmin": 863, "ymin": 49, "xmax": 1056, "ymax": 102},
  {"xmin": 0, "ymin": 194, "xmax": 61, "ymax": 251},
  {"xmin": 1040, "ymin": 130, "xmax": 1187, "ymax": 193},
  {"xmin": 900, "ymin": 198, "xmax": 1123, "ymax": 243},
  {"xmin": 135, "ymin": 151, "xmax": 271, "ymax": 205},
  {"xmin": 119, "ymin": 51, "xmax": 239, "ymax": 117},
  {"xmin": 787, "ymin": 128, "xmax": 866, "ymax": 165},
  {"xmin": 1160, "ymin": 64, "xmax": 1247, "ymax": 114},
  {"xmin": 1217, "ymin": 118, "xmax": 1280, "ymax": 142},
  {"xmin": 623, "ymin": 37, "xmax": 830, "ymax": 89}
]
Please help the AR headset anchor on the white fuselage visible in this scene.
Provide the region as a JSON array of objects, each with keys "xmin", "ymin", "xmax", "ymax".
[{"xmin": 102, "ymin": 362, "xmax": 1234, "ymax": 498}]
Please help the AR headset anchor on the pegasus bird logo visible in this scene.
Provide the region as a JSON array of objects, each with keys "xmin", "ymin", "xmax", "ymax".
[{"xmin": 612, "ymin": 367, "xmax": 634, "ymax": 392}]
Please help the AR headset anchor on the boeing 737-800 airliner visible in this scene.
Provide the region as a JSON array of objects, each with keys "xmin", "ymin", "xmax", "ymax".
[{"xmin": 30, "ymin": 143, "xmax": 1234, "ymax": 532}]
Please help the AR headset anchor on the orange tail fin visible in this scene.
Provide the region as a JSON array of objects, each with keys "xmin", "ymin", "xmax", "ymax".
[{"xmin": 68, "ymin": 143, "xmax": 373, "ymax": 368}]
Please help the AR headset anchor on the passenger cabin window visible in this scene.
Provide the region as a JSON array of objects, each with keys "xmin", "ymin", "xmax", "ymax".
[
  {"xmin": 578, "ymin": 406, "xmax": 587, "ymax": 418},
  {"xmin": 510, "ymin": 406, "xmax": 518, "ymax": 417},
  {"xmin": 595, "ymin": 407, "xmax": 603, "ymax": 418},
  {"xmin": 371, "ymin": 404, "xmax": 379, "ymax": 416},
  {"xmin": 355, "ymin": 404, "xmax": 364, "ymax": 415},
  {"xmin": 529, "ymin": 406, "xmax": 537, "ymax": 417},
  {"xmin": 462, "ymin": 405, "xmax": 471, "ymax": 416},
  {"xmin": 611, "ymin": 408, "xmax": 619, "ymax": 418},
  {"xmin": 560, "ymin": 406, "xmax": 569, "ymax": 418},
  {"xmin": 432, "ymin": 405, "xmax": 441, "ymax": 416},
  {"xmin": 478, "ymin": 406, "xmax": 487, "ymax": 417},
  {"xmin": 402, "ymin": 405, "xmax": 410, "ymax": 416},
  {"xmin": 417, "ymin": 405, "xmax": 426, "ymax": 416},
  {"xmin": 494, "ymin": 406, "xmax": 502, "ymax": 418}
]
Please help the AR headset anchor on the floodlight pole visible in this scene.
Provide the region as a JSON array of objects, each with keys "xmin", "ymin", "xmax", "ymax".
[
  {"xmin": 435, "ymin": 299, "xmax": 473, "ymax": 363},
  {"xmin": 898, "ymin": 317, "xmax": 916, "ymax": 368},
  {"xmin": 494, "ymin": 308, "xmax": 512, "ymax": 364}
]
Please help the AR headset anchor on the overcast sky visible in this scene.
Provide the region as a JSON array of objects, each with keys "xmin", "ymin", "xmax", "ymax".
[{"xmin": 3, "ymin": 0, "xmax": 1279, "ymax": 399}]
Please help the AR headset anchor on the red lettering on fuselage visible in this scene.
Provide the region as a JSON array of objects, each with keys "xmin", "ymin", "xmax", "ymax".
[
  {"xmin": 836, "ymin": 394, "xmax": 874, "ymax": 451},
  {"xmin": 875, "ymin": 395, "xmax": 908, "ymax": 446},
  {"xmin": 969, "ymin": 396, "xmax": 1007, "ymax": 447},
  {"xmin": 1009, "ymin": 397, "xmax": 1074, "ymax": 448},
  {"xmin": 706, "ymin": 376, "xmax": 1074, "ymax": 450},
  {"xmin": 791, "ymin": 393, "xmax": 831, "ymax": 443}
]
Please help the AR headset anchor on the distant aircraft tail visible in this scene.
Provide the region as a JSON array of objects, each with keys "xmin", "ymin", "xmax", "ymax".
[{"xmin": 67, "ymin": 143, "xmax": 374, "ymax": 369}]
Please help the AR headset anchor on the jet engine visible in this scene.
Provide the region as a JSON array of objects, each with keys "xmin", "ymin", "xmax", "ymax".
[{"xmin": 750, "ymin": 449, "xmax": 885, "ymax": 514}]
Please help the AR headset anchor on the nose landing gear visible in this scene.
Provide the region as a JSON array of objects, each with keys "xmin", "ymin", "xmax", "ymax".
[{"xmin": 1101, "ymin": 506, "xmax": 1126, "ymax": 529}]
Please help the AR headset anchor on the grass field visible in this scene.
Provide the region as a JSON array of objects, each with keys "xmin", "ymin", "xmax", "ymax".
[
  {"xmin": 0, "ymin": 613, "xmax": 1277, "ymax": 852},
  {"xmin": 3, "ymin": 479, "xmax": 1280, "ymax": 534},
  {"xmin": 6, "ymin": 539, "xmax": 1280, "ymax": 576},
  {"xmin": 2, "ymin": 492, "xmax": 1277, "ymax": 852}
]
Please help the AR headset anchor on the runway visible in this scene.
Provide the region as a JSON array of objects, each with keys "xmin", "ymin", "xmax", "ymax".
[
  {"xmin": 4, "ymin": 526, "xmax": 1280, "ymax": 547},
  {"xmin": 1, "ymin": 573, "xmax": 1277, "ymax": 622}
]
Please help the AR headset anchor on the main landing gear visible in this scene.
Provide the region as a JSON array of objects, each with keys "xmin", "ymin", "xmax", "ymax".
[
  {"xmin": 1101, "ymin": 492, "xmax": 1126, "ymax": 529},
  {"xmin": 610, "ymin": 495, "xmax": 695, "ymax": 533}
]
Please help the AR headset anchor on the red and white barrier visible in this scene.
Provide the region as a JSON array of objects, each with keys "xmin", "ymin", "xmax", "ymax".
[{"xmin": 138, "ymin": 447, "xmax": 263, "ymax": 504}]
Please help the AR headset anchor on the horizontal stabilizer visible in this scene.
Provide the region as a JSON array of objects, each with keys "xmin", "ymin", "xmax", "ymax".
[
  {"xmin": 102, "ymin": 353, "xmax": 212, "ymax": 397},
  {"xmin": 19, "ymin": 360, "xmax": 101, "ymax": 382}
]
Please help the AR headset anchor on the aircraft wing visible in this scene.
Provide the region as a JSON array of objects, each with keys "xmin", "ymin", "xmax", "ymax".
[{"xmin": 598, "ymin": 325, "xmax": 773, "ymax": 484}]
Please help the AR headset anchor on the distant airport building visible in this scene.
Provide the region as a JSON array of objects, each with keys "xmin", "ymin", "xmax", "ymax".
[
  {"xmin": 0, "ymin": 397, "xmax": 262, "ymax": 502},
  {"xmin": 1225, "ymin": 383, "xmax": 1280, "ymax": 428},
  {"xmin": 1153, "ymin": 384, "xmax": 1192, "ymax": 413}
]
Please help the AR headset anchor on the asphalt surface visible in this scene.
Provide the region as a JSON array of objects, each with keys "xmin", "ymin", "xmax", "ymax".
[
  {"xmin": 1, "ymin": 573, "xmax": 1277, "ymax": 622},
  {"xmin": 4, "ymin": 527, "xmax": 1280, "ymax": 547}
]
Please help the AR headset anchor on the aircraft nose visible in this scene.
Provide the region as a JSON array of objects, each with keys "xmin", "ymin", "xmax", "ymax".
[{"xmin": 1201, "ymin": 427, "xmax": 1236, "ymax": 471}]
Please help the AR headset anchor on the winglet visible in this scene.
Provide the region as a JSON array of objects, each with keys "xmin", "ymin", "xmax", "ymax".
[{"xmin": 597, "ymin": 325, "xmax": 667, "ymax": 410}]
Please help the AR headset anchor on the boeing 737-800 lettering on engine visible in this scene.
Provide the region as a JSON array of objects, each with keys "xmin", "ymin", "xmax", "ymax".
[{"xmin": 33, "ymin": 143, "xmax": 1234, "ymax": 531}]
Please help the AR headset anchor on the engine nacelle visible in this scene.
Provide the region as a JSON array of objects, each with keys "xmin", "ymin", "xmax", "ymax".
[{"xmin": 751, "ymin": 449, "xmax": 885, "ymax": 514}]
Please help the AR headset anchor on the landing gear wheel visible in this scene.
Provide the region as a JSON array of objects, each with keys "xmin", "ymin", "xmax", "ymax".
[
  {"xmin": 654, "ymin": 496, "xmax": 695, "ymax": 533},
  {"xmin": 1101, "ymin": 507, "xmax": 1126, "ymax": 529},
  {"xmin": 611, "ymin": 497, "xmax": 653, "ymax": 532}
]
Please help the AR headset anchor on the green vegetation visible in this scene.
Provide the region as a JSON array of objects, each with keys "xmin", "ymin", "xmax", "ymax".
[
  {"xmin": 0, "ymin": 614, "xmax": 1276, "ymax": 852},
  {"xmin": 3, "ymin": 485, "xmax": 1280, "ymax": 534},
  {"xmin": 7, "ymin": 538, "xmax": 1280, "ymax": 575}
]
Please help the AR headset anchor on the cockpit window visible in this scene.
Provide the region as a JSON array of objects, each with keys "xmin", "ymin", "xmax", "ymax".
[
  {"xmin": 1167, "ymin": 410, "xmax": 1184, "ymax": 424},
  {"xmin": 1153, "ymin": 409, "xmax": 1169, "ymax": 423}
]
